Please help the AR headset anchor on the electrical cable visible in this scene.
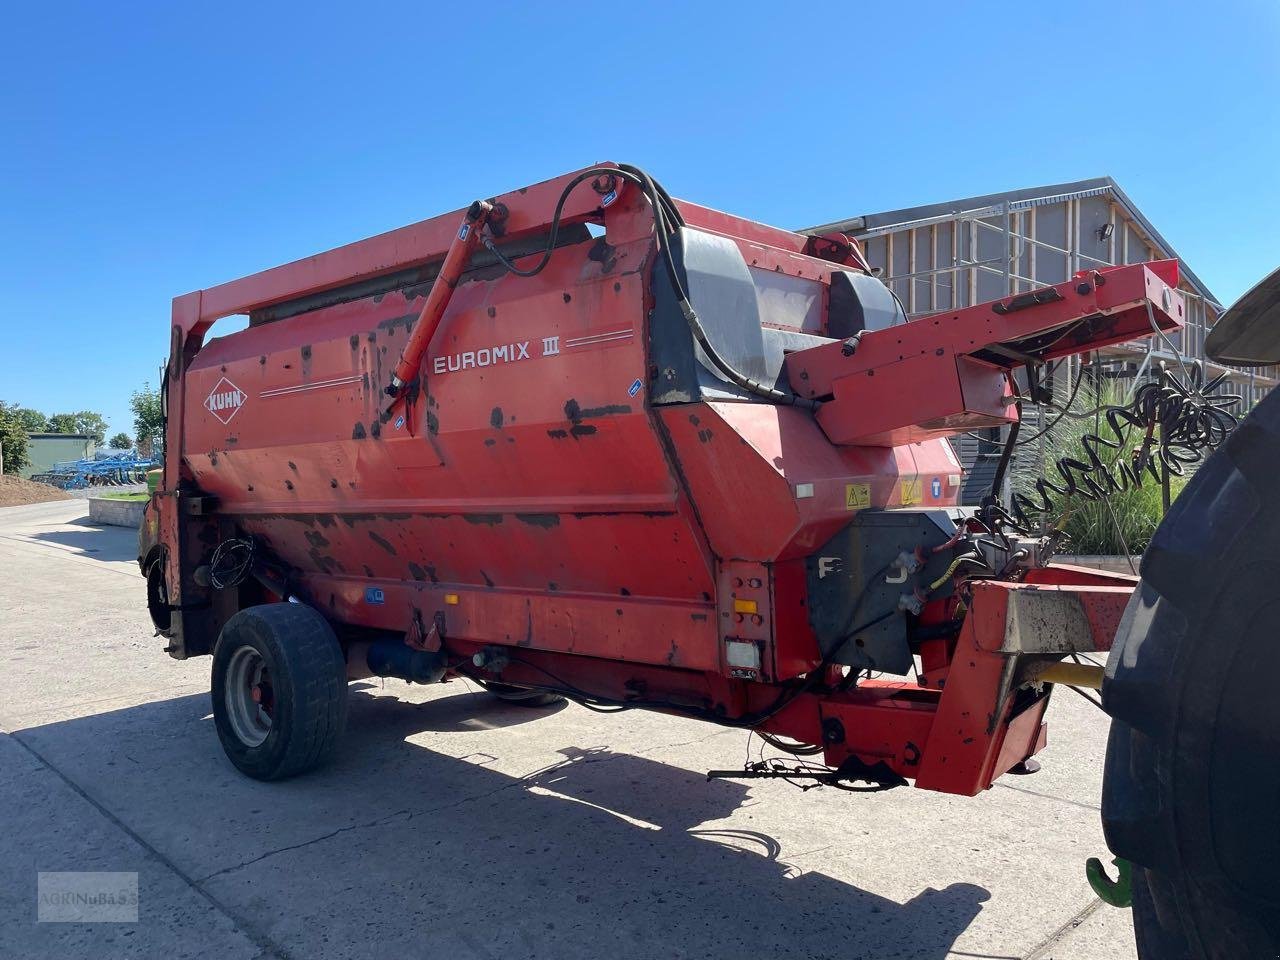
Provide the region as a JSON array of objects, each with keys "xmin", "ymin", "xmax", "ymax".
[
  {"xmin": 730, "ymin": 755, "xmax": 901, "ymax": 792},
  {"xmin": 887, "ymin": 285, "xmax": 910, "ymax": 325},
  {"xmin": 984, "ymin": 407, "xmax": 1021, "ymax": 512},
  {"xmin": 964, "ymin": 359, "xmax": 1087, "ymax": 450},
  {"xmin": 1006, "ymin": 363, "xmax": 1239, "ymax": 530},
  {"xmin": 1146, "ymin": 299, "xmax": 1195, "ymax": 385},
  {"xmin": 979, "ymin": 304, "xmax": 1239, "ymax": 544},
  {"xmin": 465, "ymin": 600, "xmax": 900, "ymax": 733},
  {"xmin": 929, "ymin": 554, "xmax": 970, "ymax": 592},
  {"xmin": 468, "ymin": 654, "xmax": 718, "ymax": 721},
  {"xmin": 1018, "ymin": 318, "xmax": 1089, "ymax": 355},
  {"xmin": 1063, "ymin": 683, "xmax": 1104, "ymax": 710},
  {"xmin": 1013, "ymin": 361, "xmax": 1086, "ymax": 446},
  {"xmin": 209, "ymin": 538, "xmax": 255, "ymax": 590},
  {"xmin": 621, "ymin": 165, "xmax": 818, "ymax": 411},
  {"xmin": 756, "ymin": 731, "xmax": 826, "ymax": 756},
  {"xmin": 481, "ymin": 164, "xmax": 818, "ymax": 411}
]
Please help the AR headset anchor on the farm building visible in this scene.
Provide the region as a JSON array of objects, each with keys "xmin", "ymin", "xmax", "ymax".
[
  {"xmin": 809, "ymin": 178, "xmax": 1273, "ymax": 502},
  {"xmin": 21, "ymin": 434, "xmax": 96, "ymax": 480}
]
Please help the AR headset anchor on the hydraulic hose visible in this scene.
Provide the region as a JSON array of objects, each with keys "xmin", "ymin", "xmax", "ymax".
[
  {"xmin": 1007, "ymin": 365, "xmax": 1239, "ymax": 529},
  {"xmin": 483, "ymin": 163, "xmax": 819, "ymax": 411}
]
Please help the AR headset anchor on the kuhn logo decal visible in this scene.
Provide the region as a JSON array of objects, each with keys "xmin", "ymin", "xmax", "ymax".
[{"xmin": 205, "ymin": 377, "xmax": 246, "ymax": 425}]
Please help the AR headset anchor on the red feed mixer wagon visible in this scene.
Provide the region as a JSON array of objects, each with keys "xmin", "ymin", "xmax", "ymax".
[{"xmin": 141, "ymin": 163, "xmax": 1182, "ymax": 792}]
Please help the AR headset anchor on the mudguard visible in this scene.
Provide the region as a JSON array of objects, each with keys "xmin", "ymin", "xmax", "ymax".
[{"xmin": 1204, "ymin": 264, "xmax": 1280, "ymax": 368}]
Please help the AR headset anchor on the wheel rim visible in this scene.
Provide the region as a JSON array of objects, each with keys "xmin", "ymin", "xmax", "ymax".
[{"xmin": 225, "ymin": 645, "xmax": 274, "ymax": 747}]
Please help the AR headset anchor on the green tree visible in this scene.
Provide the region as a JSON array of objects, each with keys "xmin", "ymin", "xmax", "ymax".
[
  {"xmin": 11, "ymin": 407, "xmax": 48, "ymax": 433},
  {"xmin": 48, "ymin": 411, "xmax": 108, "ymax": 445},
  {"xmin": 47, "ymin": 413, "xmax": 77, "ymax": 434},
  {"xmin": 108, "ymin": 432, "xmax": 133, "ymax": 450},
  {"xmin": 131, "ymin": 385, "xmax": 164, "ymax": 455},
  {"xmin": 0, "ymin": 402, "xmax": 31, "ymax": 474}
]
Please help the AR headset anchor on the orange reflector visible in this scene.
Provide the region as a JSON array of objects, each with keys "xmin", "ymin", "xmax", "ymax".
[
  {"xmin": 733, "ymin": 598, "xmax": 758, "ymax": 615},
  {"xmin": 445, "ymin": 593, "xmax": 459, "ymax": 605}
]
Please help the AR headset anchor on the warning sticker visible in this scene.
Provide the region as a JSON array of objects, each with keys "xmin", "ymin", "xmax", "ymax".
[
  {"xmin": 845, "ymin": 483, "xmax": 871, "ymax": 511},
  {"xmin": 900, "ymin": 477, "xmax": 923, "ymax": 505}
]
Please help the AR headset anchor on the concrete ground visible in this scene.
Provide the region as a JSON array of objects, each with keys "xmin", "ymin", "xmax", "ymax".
[{"xmin": 0, "ymin": 500, "xmax": 1137, "ymax": 960}]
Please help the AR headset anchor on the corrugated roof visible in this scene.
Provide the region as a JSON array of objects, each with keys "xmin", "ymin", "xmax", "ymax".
[{"xmin": 804, "ymin": 176, "xmax": 1220, "ymax": 308}]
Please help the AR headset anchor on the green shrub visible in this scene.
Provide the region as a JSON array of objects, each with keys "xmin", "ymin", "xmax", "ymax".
[
  {"xmin": 1013, "ymin": 383, "xmax": 1189, "ymax": 557},
  {"xmin": 1055, "ymin": 471, "xmax": 1186, "ymax": 556}
]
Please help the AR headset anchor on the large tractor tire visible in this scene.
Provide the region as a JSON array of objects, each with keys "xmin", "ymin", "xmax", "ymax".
[
  {"xmin": 211, "ymin": 603, "xmax": 348, "ymax": 781},
  {"xmin": 1102, "ymin": 387, "xmax": 1280, "ymax": 958}
]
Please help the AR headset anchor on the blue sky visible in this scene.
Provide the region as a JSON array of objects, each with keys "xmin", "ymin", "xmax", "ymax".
[{"xmin": 2, "ymin": 1, "xmax": 1277, "ymax": 437}]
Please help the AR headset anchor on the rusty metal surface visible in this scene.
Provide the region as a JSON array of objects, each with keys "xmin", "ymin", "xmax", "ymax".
[
  {"xmin": 153, "ymin": 163, "xmax": 1148, "ymax": 796},
  {"xmin": 1001, "ymin": 584, "xmax": 1132, "ymax": 655},
  {"xmin": 0, "ymin": 502, "xmax": 1137, "ymax": 959},
  {"xmin": 787, "ymin": 261, "xmax": 1184, "ymax": 447}
]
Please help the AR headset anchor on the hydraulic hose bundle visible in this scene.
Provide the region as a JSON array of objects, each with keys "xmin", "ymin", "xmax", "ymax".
[
  {"xmin": 481, "ymin": 163, "xmax": 820, "ymax": 411},
  {"xmin": 1006, "ymin": 364, "xmax": 1240, "ymax": 530}
]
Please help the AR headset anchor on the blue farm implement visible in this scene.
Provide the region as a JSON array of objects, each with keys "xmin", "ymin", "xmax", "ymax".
[{"xmin": 31, "ymin": 453, "xmax": 158, "ymax": 489}]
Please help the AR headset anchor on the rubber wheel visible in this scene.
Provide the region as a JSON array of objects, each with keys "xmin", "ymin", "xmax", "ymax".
[
  {"xmin": 1102, "ymin": 388, "xmax": 1280, "ymax": 958},
  {"xmin": 211, "ymin": 603, "xmax": 348, "ymax": 780},
  {"xmin": 145, "ymin": 558, "xmax": 171, "ymax": 635},
  {"xmin": 485, "ymin": 682, "xmax": 566, "ymax": 708}
]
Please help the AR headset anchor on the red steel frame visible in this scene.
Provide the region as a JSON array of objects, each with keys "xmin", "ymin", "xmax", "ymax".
[{"xmin": 149, "ymin": 163, "xmax": 1181, "ymax": 796}]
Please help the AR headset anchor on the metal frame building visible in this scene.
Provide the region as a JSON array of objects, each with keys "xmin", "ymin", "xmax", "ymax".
[{"xmin": 809, "ymin": 178, "xmax": 1272, "ymax": 501}]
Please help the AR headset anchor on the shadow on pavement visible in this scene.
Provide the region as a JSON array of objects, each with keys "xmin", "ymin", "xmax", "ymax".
[
  {"xmin": 350, "ymin": 682, "xmax": 573, "ymax": 732},
  {"xmin": 28, "ymin": 520, "xmax": 137, "ymax": 564},
  {"xmin": 9, "ymin": 685, "xmax": 991, "ymax": 959}
]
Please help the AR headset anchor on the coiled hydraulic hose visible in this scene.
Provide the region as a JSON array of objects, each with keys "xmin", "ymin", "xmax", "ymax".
[{"xmin": 1007, "ymin": 364, "xmax": 1240, "ymax": 529}]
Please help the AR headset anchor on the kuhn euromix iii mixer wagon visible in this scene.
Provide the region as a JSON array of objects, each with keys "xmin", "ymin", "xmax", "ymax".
[{"xmin": 140, "ymin": 161, "xmax": 1190, "ymax": 800}]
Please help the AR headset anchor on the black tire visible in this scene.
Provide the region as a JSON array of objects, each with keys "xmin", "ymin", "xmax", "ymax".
[
  {"xmin": 145, "ymin": 557, "xmax": 171, "ymax": 636},
  {"xmin": 211, "ymin": 603, "xmax": 348, "ymax": 780},
  {"xmin": 485, "ymin": 682, "xmax": 566, "ymax": 708},
  {"xmin": 1102, "ymin": 388, "xmax": 1280, "ymax": 958},
  {"xmin": 1130, "ymin": 868, "xmax": 1194, "ymax": 960}
]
